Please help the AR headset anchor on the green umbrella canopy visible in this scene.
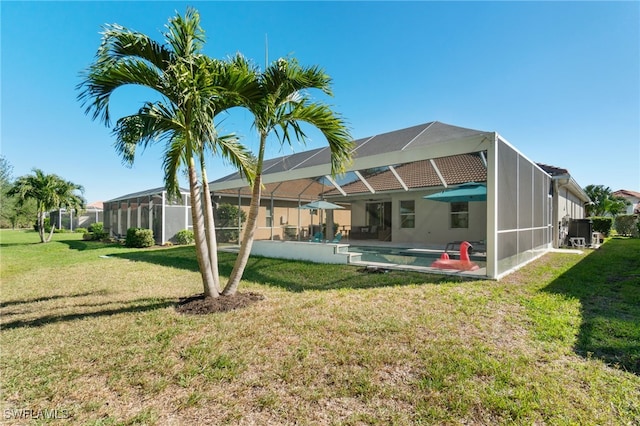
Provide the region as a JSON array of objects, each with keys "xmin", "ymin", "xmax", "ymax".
[
  {"xmin": 424, "ymin": 182, "xmax": 487, "ymax": 202},
  {"xmin": 299, "ymin": 200, "xmax": 345, "ymax": 210}
]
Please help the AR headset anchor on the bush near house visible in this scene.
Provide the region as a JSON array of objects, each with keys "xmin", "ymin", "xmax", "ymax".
[
  {"xmin": 591, "ymin": 217, "xmax": 613, "ymax": 236},
  {"xmin": 125, "ymin": 228, "xmax": 154, "ymax": 248},
  {"xmin": 33, "ymin": 217, "xmax": 52, "ymax": 233},
  {"xmin": 614, "ymin": 215, "xmax": 639, "ymax": 237},
  {"xmin": 215, "ymin": 203, "xmax": 246, "ymax": 243},
  {"xmin": 83, "ymin": 222, "xmax": 108, "ymax": 241},
  {"xmin": 175, "ymin": 229, "xmax": 195, "ymax": 245}
]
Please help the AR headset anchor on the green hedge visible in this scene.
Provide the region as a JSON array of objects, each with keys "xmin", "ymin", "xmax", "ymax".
[
  {"xmin": 125, "ymin": 228, "xmax": 155, "ymax": 248},
  {"xmin": 591, "ymin": 217, "xmax": 613, "ymax": 236},
  {"xmin": 175, "ymin": 229, "xmax": 195, "ymax": 245},
  {"xmin": 614, "ymin": 215, "xmax": 639, "ymax": 237}
]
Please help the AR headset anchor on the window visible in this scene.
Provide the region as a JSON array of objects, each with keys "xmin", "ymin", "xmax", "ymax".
[
  {"xmin": 451, "ymin": 202, "xmax": 468, "ymax": 228},
  {"xmin": 266, "ymin": 205, "xmax": 272, "ymax": 227},
  {"xmin": 400, "ymin": 200, "xmax": 415, "ymax": 228}
]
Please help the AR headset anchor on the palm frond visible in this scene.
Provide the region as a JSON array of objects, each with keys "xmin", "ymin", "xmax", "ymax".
[
  {"xmin": 278, "ymin": 102, "xmax": 353, "ymax": 175},
  {"xmin": 78, "ymin": 57, "xmax": 164, "ymax": 125},
  {"xmin": 164, "ymin": 7, "xmax": 205, "ymax": 58},
  {"xmin": 163, "ymin": 135, "xmax": 188, "ymax": 200},
  {"xmin": 210, "ymin": 134, "xmax": 257, "ymax": 185}
]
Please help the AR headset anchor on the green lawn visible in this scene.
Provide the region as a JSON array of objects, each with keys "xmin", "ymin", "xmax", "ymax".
[{"xmin": 1, "ymin": 230, "xmax": 639, "ymax": 425}]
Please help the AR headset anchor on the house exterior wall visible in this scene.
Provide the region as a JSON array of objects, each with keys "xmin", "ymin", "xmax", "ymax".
[
  {"xmin": 617, "ymin": 194, "xmax": 640, "ymax": 214},
  {"xmin": 347, "ymin": 193, "xmax": 487, "ymax": 246},
  {"xmin": 557, "ymin": 188, "xmax": 585, "ymax": 221}
]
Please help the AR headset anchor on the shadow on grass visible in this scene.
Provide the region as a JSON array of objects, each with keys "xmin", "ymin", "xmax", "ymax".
[
  {"xmin": 543, "ymin": 238, "xmax": 640, "ymax": 374},
  {"xmin": 60, "ymin": 239, "xmax": 125, "ymax": 251},
  {"xmin": 112, "ymin": 246, "xmax": 453, "ymax": 292},
  {"xmin": 0, "ymin": 291, "xmax": 108, "ymax": 308},
  {"xmin": 1, "ymin": 297, "xmax": 176, "ymax": 330}
]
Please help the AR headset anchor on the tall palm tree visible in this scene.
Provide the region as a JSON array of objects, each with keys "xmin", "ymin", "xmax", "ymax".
[
  {"xmin": 78, "ymin": 8, "xmax": 255, "ymax": 297},
  {"xmin": 223, "ymin": 57, "xmax": 353, "ymax": 296},
  {"xmin": 584, "ymin": 184, "xmax": 629, "ymax": 217},
  {"xmin": 8, "ymin": 169, "xmax": 85, "ymax": 243}
]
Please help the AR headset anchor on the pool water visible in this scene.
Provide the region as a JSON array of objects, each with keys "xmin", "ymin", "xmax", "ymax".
[{"xmin": 347, "ymin": 245, "xmax": 487, "ymax": 269}]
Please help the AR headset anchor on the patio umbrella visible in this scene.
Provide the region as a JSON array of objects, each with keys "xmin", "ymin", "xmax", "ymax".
[
  {"xmin": 299, "ymin": 200, "xmax": 345, "ymax": 210},
  {"xmin": 299, "ymin": 200, "xmax": 344, "ymax": 239},
  {"xmin": 424, "ymin": 182, "xmax": 487, "ymax": 202}
]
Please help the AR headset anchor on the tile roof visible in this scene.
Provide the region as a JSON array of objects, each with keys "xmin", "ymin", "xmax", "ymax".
[
  {"xmin": 614, "ymin": 189, "xmax": 640, "ymax": 199},
  {"xmin": 323, "ymin": 153, "xmax": 487, "ymax": 196},
  {"xmin": 537, "ymin": 163, "xmax": 569, "ymax": 176}
]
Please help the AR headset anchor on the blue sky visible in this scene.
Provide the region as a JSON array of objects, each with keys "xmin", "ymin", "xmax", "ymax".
[{"xmin": 2, "ymin": 1, "xmax": 638, "ymax": 203}]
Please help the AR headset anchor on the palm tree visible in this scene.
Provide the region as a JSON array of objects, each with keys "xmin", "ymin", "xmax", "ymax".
[
  {"xmin": 584, "ymin": 184, "xmax": 630, "ymax": 217},
  {"xmin": 78, "ymin": 8, "xmax": 256, "ymax": 297},
  {"xmin": 8, "ymin": 169, "xmax": 85, "ymax": 243},
  {"xmin": 222, "ymin": 57, "xmax": 353, "ymax": 296}
]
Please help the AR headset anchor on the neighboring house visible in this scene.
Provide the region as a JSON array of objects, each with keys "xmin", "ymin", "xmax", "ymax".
[
  {"xmin": 103, "ymin": 187, "xmax": 191, "ymax": 245},
  {"xmin": 49, "ymin": 201, "xmax": 104, "ymax": 231},
  {"xmin": 210, "ymin": 120, "xmax": 581, "ymax": 279},
  {"xmin": 613, "ymin": 189, "xmax": 640, "ymax": 215}
]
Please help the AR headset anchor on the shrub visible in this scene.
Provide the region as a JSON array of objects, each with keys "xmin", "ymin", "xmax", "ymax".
[
  {"xmin": 614, "ymin": 215, "xmax": 639, "ymax": 237},
  {"xmin": 34, "ymin": 218, "xmax": 52, "ymax": 233},
  {"xmin": 175, "ymin": 229, "xmax": 195, "ymax": 245},
  {"xmin": 89, "ymin": 222, "xmax": 103, "ymax": 233},
  {"xmin": 82, "ymin": 232, "xmax": 95, "ymax": 241},
  {"xmin": 591, "ymin": 217, "xmax": 613, "ymax": 236},
  {"xmin": 125, "ymin": 228, "xmax": 155, "ymax": 248},
  {"xmin": 75, "ymin": 227, "xmax": 88, "ymax": 234},
  {"xmin": 216, "ymin": 203, "xmax": 247, "ymax": 243},
  {"xmin": 88, "ymin": 222, "xmax": 108, "ymax": 240}
]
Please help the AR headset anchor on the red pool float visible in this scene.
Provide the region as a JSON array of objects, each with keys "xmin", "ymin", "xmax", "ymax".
[{"xmin": 431, "ymin": 241, "xmax": 479, "ymax": 271}]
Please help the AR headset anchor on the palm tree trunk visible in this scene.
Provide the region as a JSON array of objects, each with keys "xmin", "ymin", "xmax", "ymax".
[
  {"xmin": 199, "ymin": 157, "xmax": 220, "ymax": 293},
  {"xmin": 37, "ymin": 210, "xmax": 46, "ymax": 243},
  {"xmin": 46, "ymin": 223, "xmax": 56, "ymax": 243},
  {"xmin": 187, "ymin": 157, "xmax": 219, "ymax": 298},
  {"xmin": 223, "ymin": 134, "xmax": 266, "ymax": 296}
]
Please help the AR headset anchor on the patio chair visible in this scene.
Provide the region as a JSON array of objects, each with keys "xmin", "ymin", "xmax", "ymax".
[
  {"xmin": 328, "ymin": 232, "xmax": 343, "ymax": 243},
  {"xmin": 309, "ymin": 232, "xmax": 323, "ymax": 242}
]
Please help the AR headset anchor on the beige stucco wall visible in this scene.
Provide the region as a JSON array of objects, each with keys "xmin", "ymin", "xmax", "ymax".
[
  {"xmin": 347, "ymin": 192, "xmax": 487, "ymax": 246},
  {"xmin": 556, "ymin": 188, "xmax": 585, "ymax": 222}
]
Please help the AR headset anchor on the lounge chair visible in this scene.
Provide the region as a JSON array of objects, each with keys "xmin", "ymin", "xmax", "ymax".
[
  {"xmin": 328, "ymin": 232, "xmax": 343, "ymax": 243},
  {"xmin": 309, "ymin": 232, "xmax": 323, "ymax": 242}
]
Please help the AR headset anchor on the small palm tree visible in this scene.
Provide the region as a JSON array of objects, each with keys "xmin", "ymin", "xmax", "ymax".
[
  {"xmin": 8, "ymin": 169, "xmax": 85, "ymax": 243},
  {"xmin": 78, "ymin": 8, "xmax": 255, "ymax": 297},
  {"xmin": 223, "ymin": 57, "xmax": 353, "ymax": 295}
]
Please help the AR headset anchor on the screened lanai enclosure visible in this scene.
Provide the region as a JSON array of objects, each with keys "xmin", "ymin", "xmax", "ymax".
[
  {"xmin": 210, "ymin": 121, "xmax": 558, "ymax": 279},
  {"xmin": 103, "ymin": 187, "xmax": 192, "ymax": 245}
]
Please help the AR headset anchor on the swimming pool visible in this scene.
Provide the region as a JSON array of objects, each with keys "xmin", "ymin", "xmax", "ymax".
[{"xmin": 347, "ymin": 245, "xmax": 487, "ymax": 269}]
